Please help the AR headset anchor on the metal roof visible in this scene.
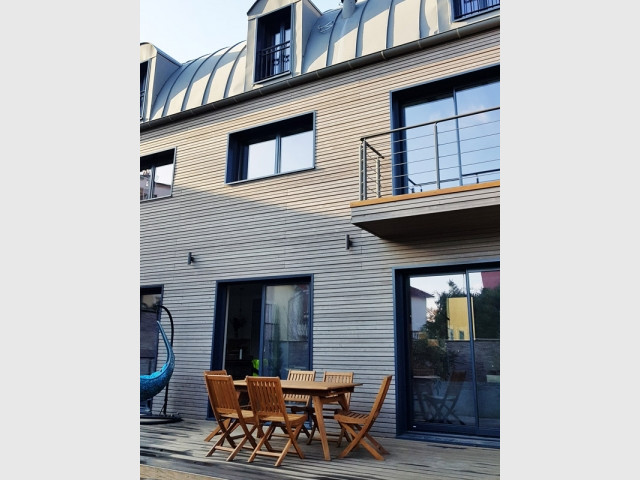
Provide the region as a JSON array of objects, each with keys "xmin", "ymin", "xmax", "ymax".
[{"xmin": 143, "ymin": 0, "xmax": 496, "ymax": 122}]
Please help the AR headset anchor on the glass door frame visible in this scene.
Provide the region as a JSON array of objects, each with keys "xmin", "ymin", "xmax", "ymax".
[
  {"xmin": 210, "ymin": 274, "xmax": 314, "ymax": 377},
  {"xmin": 393, "ymin": 259, "xmax": 499, "ymax": 440}
]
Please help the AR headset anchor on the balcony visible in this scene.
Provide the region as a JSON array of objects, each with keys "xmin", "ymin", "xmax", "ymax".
[
  {"xmin": 453, "ymin": 0, "xmax": 500, "ymax": 20},
  {"xmin": 256, "ymin": 40, "xmax": 291, "ymax": 82},
  {"xmin": 350, "ymin": 107, "xmax": 500, "ymax": 240}
]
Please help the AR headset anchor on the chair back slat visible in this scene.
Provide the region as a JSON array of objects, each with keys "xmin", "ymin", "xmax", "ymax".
[
  {"xmin": 283, "ymin": 370, "xmax": 316, "ymax": 403},
  {"xmin": 362, "ymin": 375, "xmax": 393, "ymax": 430},
  {"xmin": 246, "ymin": 376, "xmax": 288, "ymax": 417},
  {"xmin": 204, "ymin": 374, "xmax": 242, "ymax": 420}
]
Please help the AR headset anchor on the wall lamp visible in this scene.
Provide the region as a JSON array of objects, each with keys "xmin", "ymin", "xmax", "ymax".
[
  {"xmin": 187, "ymin": 252, "xmax": 195, "ymax": 265},
  {"xmin": 346, "ymin": 234, "xmax": 353, "ymax": 250}
]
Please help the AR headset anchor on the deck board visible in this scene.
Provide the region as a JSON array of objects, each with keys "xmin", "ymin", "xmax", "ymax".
[{"xmin": 140, "ymin": 418, "xmax": 499, "ymax": 480}]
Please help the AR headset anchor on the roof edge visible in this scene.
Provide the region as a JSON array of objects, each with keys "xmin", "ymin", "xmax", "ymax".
[{"xmin": 140, "ymin": 16, "xmax": 500, "ymax": 132}]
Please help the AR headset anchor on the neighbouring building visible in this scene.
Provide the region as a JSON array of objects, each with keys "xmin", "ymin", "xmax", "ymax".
[{"xmin": 140, "ymin": 0, "xmax": 500, "ymax": 447}]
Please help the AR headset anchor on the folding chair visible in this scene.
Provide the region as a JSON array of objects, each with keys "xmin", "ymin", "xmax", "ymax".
[
  {"xmin": 304, "ymin": 371, "xmax": 354, "ymax": 445},
  {"xmin": 333, "ymin": 375, "xmax": 393, "ymax": 461},
  {"xmin": 422, "ymin": 370, "xmax": 467, "ymax": 424},
  {"xmin": 203, "ymin": 373, "xmax": 258, "ymax": 461},
  {"xmin": 283, "ymin": 369, "xmax": 316, "ymax": 438},
  {"xmin": 203, "ymin": 370, "xmax": 230, "ymax": 442},
  {"xmin": 246, "ymin": 376, "xmax": 307, "ymax": 467}
]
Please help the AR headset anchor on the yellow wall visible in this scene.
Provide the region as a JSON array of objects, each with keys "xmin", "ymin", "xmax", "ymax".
[{"xmin": 446, "ymin": 297, "xmax": 473, "ymax": 340}]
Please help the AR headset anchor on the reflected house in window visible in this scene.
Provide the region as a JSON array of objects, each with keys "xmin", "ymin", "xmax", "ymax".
[
  {"xmin": 410, "ymin": 286, "xmax": 433, "ymax": 339},
  {"xmin": 140, "ymin": 149, "xmax": 175, "ymax": 200},
  {"xmin": 140, "ymin": 0, "xmax": 500, "ymax": 447}
]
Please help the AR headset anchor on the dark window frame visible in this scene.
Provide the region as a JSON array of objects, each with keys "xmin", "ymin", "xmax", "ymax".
[
  {"xmin": 393, "ymin": 258, "xmax": 500, "ymax": 443},
  {"xmin": 254, "ymin": 6, "xmax": 292, "ymax": 82},
  {"xmin": 452, "ymin": 0, "xmax": 500, "ymax": 21},
  {"xmin": 226, "ymin": 112, "xmax": 316, "ymax": 184},
  {"xmin": 140, "ymin": 61, "xmax": 150, "ymax": 121},
  {"xmin": 140, "ymin": 148, "xmax": 176, "ymax": 201},
  {"xmin": 390, "ymin": 65, "xmax": 500, "ymax": 195}
]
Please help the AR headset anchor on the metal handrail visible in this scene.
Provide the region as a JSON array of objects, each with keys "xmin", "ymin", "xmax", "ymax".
[
  {"xmin": 359, "ymin": 107, "xmax": 500, "ymax": 200},
  {"xmin": 257, "ymin": 40, "xmax": 291, "ymax": 80}
]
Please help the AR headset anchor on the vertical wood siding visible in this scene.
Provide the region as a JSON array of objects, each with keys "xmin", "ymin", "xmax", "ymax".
[{"xmin": 140, "ymin": 29, "xmax": 500, "ymax": 436}]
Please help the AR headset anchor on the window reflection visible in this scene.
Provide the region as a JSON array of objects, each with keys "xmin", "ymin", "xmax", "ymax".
[
  {"xmin": 408, "ymin": 267, "xmax": 500, "ymax": 432},
  {"xmin": 280, "ymin": 130, "xmax": 313, "ymax": 173},
  {"xmin": 247, "ymin": 139, "xmax": 276, "ymax": 179}
]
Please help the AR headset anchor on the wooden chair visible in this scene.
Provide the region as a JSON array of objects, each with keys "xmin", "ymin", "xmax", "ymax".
[
  {"xmin": 422, "ymin": 370, "xmax": 467, "ymax": 424},
  {"xmin": 245, "ymin": 376, "xmax": 307, "ymax": 467},
  {"xmin": 283, "ymin": 369, "xmax": 316, "ymax": 438},
  {"xmin": 203, "ymin": 370, "xmax": 230, "ymax": 442},
  {"xmin": 304, "ymin": 371, "xmax": 354, "ymax": 445},
  {"xmin": 333, "ymin": 375, "xmax": 393, "ymax": 461},
  {"xmin": 203, "ymin": 373, "xmax": 258, "ymax": 461}
]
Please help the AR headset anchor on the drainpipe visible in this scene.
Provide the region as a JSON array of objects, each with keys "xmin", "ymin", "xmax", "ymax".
[{"xmin": 341, "ymin": 0, "xmax": 356, "ymax": 18}]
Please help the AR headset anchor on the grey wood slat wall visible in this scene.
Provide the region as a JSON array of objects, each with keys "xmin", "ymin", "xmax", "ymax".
[{"xmin": 140, "ymin": 29, "xmax": 500, "ymax": 435}]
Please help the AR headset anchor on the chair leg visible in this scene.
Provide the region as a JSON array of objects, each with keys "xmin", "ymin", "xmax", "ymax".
[
  {"xmin": 206, "ymin": 419, "xmax": 240, "ymax": 457},
  {"xmin": 275, "ymin": 423, "xmax": 305, "ymax": 467},
  {"xmin": 248, "ymin": 424, "xmax": 277, "ymax": 463},
  {"xmin": 337, "ymin": 423, "xmax": 385, "ymax": 461},
  {"xmin": 225, "ymin": 424, "xmax": 258, "ymax": 462},
  {"xmin": 204, "ymin": 418, "xmax": 231, "ymax": 442}
]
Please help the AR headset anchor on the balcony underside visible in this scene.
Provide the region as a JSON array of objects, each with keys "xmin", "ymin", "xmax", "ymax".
[{"xmin": 350, "ymin": 182, "xmax": 500, "ymax": 240}]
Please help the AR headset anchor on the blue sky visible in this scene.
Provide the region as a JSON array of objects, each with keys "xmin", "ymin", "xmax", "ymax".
[{"xmin": 140, "ymin": 0, "xmax": 343, "ymax": 63}]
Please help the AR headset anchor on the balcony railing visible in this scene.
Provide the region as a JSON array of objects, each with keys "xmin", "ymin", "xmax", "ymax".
[
  {"xmin": 453, "ymin": 0, "xmax": 500, "ymax": 20},
  {"xmin": 359, "ymin": 107, "xmax": 500, "ymax": 201},
  {"xmin": 256, "ymin": 41, "xmax": 291, "ymax": 81}
]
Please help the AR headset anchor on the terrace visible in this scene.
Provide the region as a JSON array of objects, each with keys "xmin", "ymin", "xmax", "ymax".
[{"xmin": 140, "ymin": 418, "xmax": 500, "ymax": 480}]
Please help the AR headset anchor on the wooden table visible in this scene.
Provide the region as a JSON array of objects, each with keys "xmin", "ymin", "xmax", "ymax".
[{"xmin": 234, "ymin": 379, "xmax": 362, "ymax": 461}]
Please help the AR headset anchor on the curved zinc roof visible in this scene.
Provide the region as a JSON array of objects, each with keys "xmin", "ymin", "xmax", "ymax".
[{"xmin": 146, "ymin": 0, "xmax": 444, "ymax": 121}]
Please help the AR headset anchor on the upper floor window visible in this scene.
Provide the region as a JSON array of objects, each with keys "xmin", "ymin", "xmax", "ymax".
[
  {"xmin": 226, "ymin": 113, "xmax": 315, "ymax": 183},
  {"xmin": 140, "ymin": 61, "xmax": 149, "ymax": 121},
  {"xmin": 392, "ymin": 66, "xmax": 499, "ymax": 194},
  {"xmin": 255, "ymin": 7, "xmax": 291, "ymax": 82},
  {"xmin": 452, "ymin": 0, "xmax": 500, "ymax": 20},
  {"xmin": 141, "ymin": 149, "xmax": 175, "ymax": 201}
]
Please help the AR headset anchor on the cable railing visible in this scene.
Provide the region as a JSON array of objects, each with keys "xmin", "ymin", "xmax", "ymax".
[{"xmin": 359, "ymin": 107, "xmax": 500, "ymax": 201}]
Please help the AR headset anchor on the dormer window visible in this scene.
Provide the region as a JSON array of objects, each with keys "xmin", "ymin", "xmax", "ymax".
[
  {"xmin": 140, "ymin": 61, "xmax": 149, "ymax": 121},
  {"xmin": 452, "ymin": 0, "xmax": 500, "ymax": 20},
  {"xmin": 255, "ymin": 6, "xmax": 291, "ymax": 82}
]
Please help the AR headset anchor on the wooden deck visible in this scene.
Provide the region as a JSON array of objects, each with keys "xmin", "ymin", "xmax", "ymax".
[{"xmin": 140, "ymin": 418, "xmax": 499, "ymax": 480}]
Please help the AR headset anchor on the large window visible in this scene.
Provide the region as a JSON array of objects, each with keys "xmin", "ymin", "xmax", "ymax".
[
  {"xmin": 255, "ymin": 6, "xmax": 291, "ymax": 82},
  {"xmin": 140, "ymin": 149, "xmax": 175, "ymax": 201},
  {"xmin": 397, "ymin": 262, "xmax": 499, "ymax": 440},
  {"xmin": 213, "ymin": 278, "xmax": 312, "ymax": 381},
  {"xmin": 226, "ymin": 113, "xmax": 315, "ymax": 183},
  {"xmin": 452, "ymin": 0, "xmax": 500, "ymax": 20},
  {"xmin": 392, "ymin": 66, "xmax": 499, "ymax": 194}
]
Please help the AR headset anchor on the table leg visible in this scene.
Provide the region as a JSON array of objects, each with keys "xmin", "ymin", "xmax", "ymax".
[{"xmin": 312, "ymin": 395, "xmax": 331, "ymax": 461}]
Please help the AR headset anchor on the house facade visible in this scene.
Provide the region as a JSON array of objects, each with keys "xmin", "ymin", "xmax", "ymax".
[{"xmin": 140, "ymin": 0, "xmax": 500, "ymax": 446}]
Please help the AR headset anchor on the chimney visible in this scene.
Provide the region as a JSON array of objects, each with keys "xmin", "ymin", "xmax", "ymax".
[{"xmin": 341, "ymin": 0, "xmax": 356, "ymax": 19}]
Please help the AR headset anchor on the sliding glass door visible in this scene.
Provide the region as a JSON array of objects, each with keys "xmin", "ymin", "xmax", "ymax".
[
  {"xmin": 214, "ymin": 278, "xmax": 311, "ymax": 380},
  {"xmin": 401, "ymin": 264, "xmax": 499, "ymax": 437}
]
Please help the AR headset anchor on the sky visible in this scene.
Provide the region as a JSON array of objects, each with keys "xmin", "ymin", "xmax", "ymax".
[{"xmin": 140, "ymin": 0, "xmax": 344, "ymax": 63}]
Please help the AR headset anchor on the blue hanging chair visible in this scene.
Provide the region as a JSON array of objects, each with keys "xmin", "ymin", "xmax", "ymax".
[{"xmin": 140, "ymin": 320, "xmax": 175, "ymax": 402}]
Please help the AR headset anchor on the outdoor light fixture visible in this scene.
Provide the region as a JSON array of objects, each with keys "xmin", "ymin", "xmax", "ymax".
[
  {"xmin": 346, "ymin": 234, "xmax": 353, "ymax": 250},
  {"xmin": 187, "ymin": 252, "xmax": 195, "ymax": 265}
]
